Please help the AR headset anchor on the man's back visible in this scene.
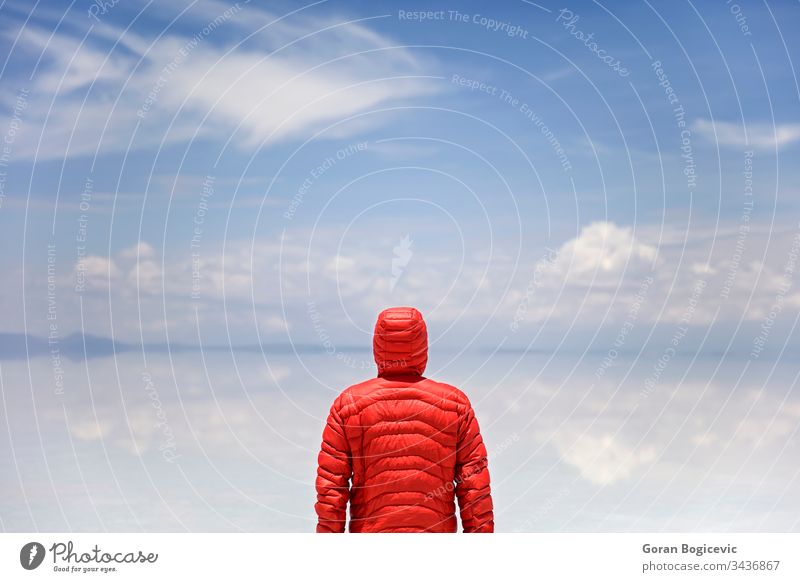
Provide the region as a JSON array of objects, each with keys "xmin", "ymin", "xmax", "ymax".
[{"xmin": 315, "ymin": 307, "xmax": 493, "ymax": 533}]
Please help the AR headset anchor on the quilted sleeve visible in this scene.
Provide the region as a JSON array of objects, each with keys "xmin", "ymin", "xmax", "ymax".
[
  {"xmin": 315, "ymin": 401, "xmax": 352, "ymax": 533},
  {"xmin": 454, "ymin": 396, "xmax": 494, "ymax": 532}
]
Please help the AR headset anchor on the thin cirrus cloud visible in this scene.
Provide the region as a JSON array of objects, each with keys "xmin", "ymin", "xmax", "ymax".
[
  {"xmin": 1, "ymin": 5, "xmax": 437, "ymax": 160},
  {"xmin": 692, "ymin": 118, "xmax": 800, "ymax": 152}
]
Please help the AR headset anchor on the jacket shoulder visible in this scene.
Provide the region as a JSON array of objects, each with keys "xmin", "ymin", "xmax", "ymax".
[
  {"xmin": 419, "ymin": 378, "xmax": 471, "ymax": 408},
  {"xmin": 330, "ymin": 377, "xmax": 471, "ymax": 417},
  {"xmin": 330, "ymin": 378, "xmax": 382, "ymax": 417}
]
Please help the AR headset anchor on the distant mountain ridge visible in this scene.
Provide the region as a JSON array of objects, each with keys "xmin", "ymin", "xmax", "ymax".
[{"xmin": 0, "ymin": 332, "xmax": 369, "ymax": 360}]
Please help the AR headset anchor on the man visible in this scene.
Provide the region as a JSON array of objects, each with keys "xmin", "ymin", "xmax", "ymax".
[{"xmin": 315, "ymin": 306, "xmax": 493, "ymax": 532}]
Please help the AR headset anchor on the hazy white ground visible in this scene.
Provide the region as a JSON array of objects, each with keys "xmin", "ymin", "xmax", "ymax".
[{"xmin": 2, "ymin": 349, "xmax": 798, "ymax": 532}]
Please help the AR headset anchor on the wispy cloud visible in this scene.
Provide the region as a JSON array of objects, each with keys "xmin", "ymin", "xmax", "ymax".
[
  {"xmin": 1, "ymin": 4, "xmax": 437, "ymax": 159},
  {"xmin": 693, "ymin": 118, "xmax": 800, "ymax": 152}
]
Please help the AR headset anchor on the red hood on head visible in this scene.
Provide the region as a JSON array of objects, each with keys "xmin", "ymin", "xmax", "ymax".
[{"xmin": 373, "ymin": 307, "xmax": 428, "ymax": 377}]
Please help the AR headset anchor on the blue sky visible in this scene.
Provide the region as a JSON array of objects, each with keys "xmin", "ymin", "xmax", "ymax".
[
  {"xmin": 2, "ymin": 0, "xmax": 800, "ymax": 533},
  {"xmin": 0, "ymin": 0, "xmax": 799, "ymax": 352}
]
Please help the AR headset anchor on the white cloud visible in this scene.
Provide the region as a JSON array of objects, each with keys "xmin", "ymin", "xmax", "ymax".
[
  {"xmin": 74, "ymin": 255, "xmax": 120, "ymax": 291},
  {"xmin": 551, "ymin": 221, "xmax": 658, "ymax": 284},
  {"xmin": 126, "ymin": 259, "xmax": 163, "ymax": 295},
  {"xmin": 39, "ymin": 219, "xmax": 800, "ymax": 347},
  {"xmin": 260, "ymin": 315, "xmax": 290, "ymax": 332},
  {"xmin": 69, "ymin": 418, "xmax": 114, "ymax": 441},
  {"xmin": 118, "ymin": 241, "xmax": 155, "ymax": 259},
  {"xmin": 553, "ymin": 432, "xmax": 656, "ymax": 485},
  {"xmin": 504, "ymin": 375, "xmax": 800, "ymax": 490},
  {"xmin": 3, "ymin": 6, "xmax": 436, "ymax": 159},
  {"xmin": 74, "ymin": 242, "xmax": 156, "ymax": 292},
  {"xmin": 693, "ymin": 119, "xmax": 800, "ymax": 151}
]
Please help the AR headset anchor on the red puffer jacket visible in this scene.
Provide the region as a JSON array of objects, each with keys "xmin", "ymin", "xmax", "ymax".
[{"xmin": 315, "ymin": 307, "xmax": 493, "ymax": 533}]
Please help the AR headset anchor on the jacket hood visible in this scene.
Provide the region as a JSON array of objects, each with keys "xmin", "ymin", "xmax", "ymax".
[{"xmin": 373, "ymin": 307, "xmax": 428, "ymax": 377}]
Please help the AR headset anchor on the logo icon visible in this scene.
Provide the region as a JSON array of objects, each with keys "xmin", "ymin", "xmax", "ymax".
[
  {"xmin": 20, "ymin": 542, "xmax": 46, "ymax": 570},
  {"xmin": 390, "ymin": 234, "xmax": 414, "ymax": 291}
]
